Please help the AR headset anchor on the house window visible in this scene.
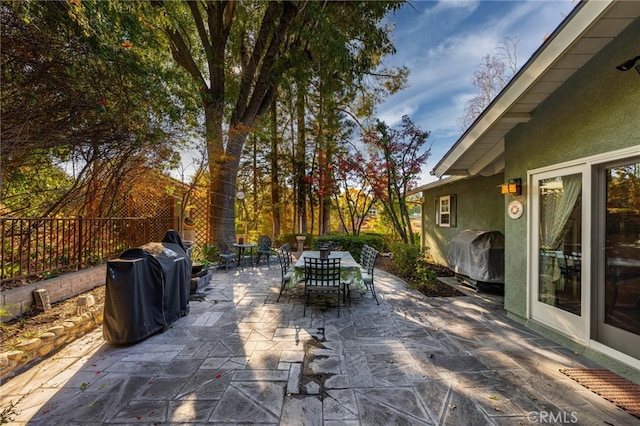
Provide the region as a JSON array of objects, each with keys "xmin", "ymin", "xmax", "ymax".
[{"xmin": 436, "ymin": 195, "xmax": 456, "ymax": 227}]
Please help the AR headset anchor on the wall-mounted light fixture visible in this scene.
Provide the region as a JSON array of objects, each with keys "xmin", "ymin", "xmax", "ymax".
[
  {"xmin": 616, "ymin": 55, "xmax": 640, "ymax": 74},
  {"xmin": 499, "ymin": 178, "xmax": 521, "ymax": 195}
]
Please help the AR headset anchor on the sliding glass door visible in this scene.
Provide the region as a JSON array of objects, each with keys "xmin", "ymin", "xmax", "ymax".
[
  {"xmin": 530, "ymin": 152, "xmax": 639, "ymax": 366},
  {"xmin": 531, "ymin": 165, "xmax": 586, "ymax": 339},
  {"xmin": 594, "ymin": 159, "xmax": 640, "ymax": 359}
]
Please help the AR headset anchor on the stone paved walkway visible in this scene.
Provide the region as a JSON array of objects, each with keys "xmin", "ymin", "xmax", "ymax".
[{"xmin": 1, "ymin": 264, "xmax": 638, "ymax": 425}]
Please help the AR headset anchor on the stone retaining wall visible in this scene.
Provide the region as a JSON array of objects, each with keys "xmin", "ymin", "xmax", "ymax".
[
  {"xmin": 1, "ymin": 265, "xmax": 106, "ymax": 322},
  {"xmin": 0, "ymin": 305, "xmax": 104, "ymax": 380}
]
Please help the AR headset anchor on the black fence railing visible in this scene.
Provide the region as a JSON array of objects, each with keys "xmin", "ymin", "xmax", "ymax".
[{"xmin": 1, "ymin": 217, "xmax": 178, "ymax": 286}]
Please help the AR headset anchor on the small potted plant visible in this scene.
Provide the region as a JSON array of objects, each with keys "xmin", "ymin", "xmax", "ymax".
[{"xmin": 183, "ymin": 217, "xmax": 196, "ymax": 230}]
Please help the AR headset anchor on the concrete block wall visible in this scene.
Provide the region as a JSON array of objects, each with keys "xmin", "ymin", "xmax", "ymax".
[{"xmin": 1, "ymin": 265, "xmax": 106, "ymax": 322}]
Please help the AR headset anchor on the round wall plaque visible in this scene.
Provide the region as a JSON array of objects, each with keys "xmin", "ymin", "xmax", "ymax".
[
  {"xmin": 508, "ymin": 200, "xmax": 524, "ymax": 219},
  {"xmin": 236, "ymin": 191, "xmax": 246, "ymax": 200}
]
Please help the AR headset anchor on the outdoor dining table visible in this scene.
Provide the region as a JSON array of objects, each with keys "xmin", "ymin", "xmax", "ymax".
[
  {"xmin": 233, "ymin": 242, "xmax": 257, "ymax": 268},
  {"xmin": 292, "ymin": 250, "xmax": 364, "ymax": 290}
]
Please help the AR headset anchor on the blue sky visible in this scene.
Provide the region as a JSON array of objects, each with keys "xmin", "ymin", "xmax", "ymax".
[{"xmin": 379, "ymin": 0, "xmax": 576, "ymax": 184}]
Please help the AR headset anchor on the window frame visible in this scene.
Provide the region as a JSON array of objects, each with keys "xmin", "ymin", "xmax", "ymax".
[{"xmin": 435, "ymin": 194, "xmax": 456, "ymax": 227}]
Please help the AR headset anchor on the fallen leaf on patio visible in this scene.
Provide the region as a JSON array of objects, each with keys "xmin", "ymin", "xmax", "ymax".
[
  {"xmin": 489, "ymin": 396, "xmax": 499, "ymax": 400},
  {"xmin": 449, "ymin": 404, "xmax": 457, "ymax": 410},
  {"xmin": 80, "ymin": 382, "xmax": 88, "ymax": 391}
]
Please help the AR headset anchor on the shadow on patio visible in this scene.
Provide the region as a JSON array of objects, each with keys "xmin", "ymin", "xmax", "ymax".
[{"xmin": 1, "ymin": 264, "xmax": 636, "ymax": 424}]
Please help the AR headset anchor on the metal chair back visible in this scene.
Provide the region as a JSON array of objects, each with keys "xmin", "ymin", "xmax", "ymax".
[
  {"xmin": 303, "ymin": 257, "xmax": 342, "ymax": 317},
  {"xmin": 256, "ymin": 235, "xmax": 273, "ymax": 266}
]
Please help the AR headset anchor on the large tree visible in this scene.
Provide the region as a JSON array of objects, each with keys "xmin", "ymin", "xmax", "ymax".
[
  {"xmin": 459, "ymin": 36, "xmax": 519, "ymax": 130},
  {"xmin": 1, "ymin": 0, "xmax": 195, "ymax": 217},
  {"xmin": 357, "ymin": 115, "xmax": 430, "ymax": 244},
  {"xmin": 152, "ymin": 0, "xmax": 404, "ymax": 244},
  {"xmin": 332, "ymin": 154, "xmax": 376, "ymax": 236}
]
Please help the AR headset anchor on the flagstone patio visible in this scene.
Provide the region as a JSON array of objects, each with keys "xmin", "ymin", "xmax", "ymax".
[{"xmin": 1, "ymin": 264, "xmax": 637, "ymax": 424}]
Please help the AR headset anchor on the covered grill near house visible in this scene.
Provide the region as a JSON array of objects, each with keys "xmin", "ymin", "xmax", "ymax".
[{"xmin": 447, "ymin": 230, "xmax": 505, "ymax": 291}]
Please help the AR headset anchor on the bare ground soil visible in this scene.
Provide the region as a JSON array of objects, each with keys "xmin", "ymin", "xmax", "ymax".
[
  {"xmin": 0, "ymin": 286, "xmax": 106, "ymax": 352},
  {"xmin": 375, "ymin": 256, "xmax": 463, "ymax": 297}
]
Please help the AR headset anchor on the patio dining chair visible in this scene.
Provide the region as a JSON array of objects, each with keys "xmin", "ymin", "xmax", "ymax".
[
  {"xmin": 303, "ymin": 257, "xmax": 342, "ymax": 317},
  {"xmin": 359, "ymin": 244, "xmax": 373, "ymax": 266},
  {"xmin": 281, "ymin": 243, "xmax": 293, "ymax": 265},
  {"xmin": 275, "ymin": 246, "xmax": 295, "ymax": 302},
  {"xmin": 360, "ymin": 245, "xmax": 379, "ymax": 305},
  {"xmin": 256, "ymin": 235, "xmax": 273, "ymax": 266},
  {"xmin": 217, "ymin": 240, "xmax": 236, "ymax": 272}
]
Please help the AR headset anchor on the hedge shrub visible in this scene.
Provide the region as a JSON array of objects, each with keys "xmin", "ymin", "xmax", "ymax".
[
  {"xmin": 390, "ymin": 242, "xmax": 437, "ymax": 286},
  {"xmin": 314, "ymin": 233, "xmax": 386, "ymax": 261},
  {"xmin": 276, "ymin": 233, "xmax": 314, "ymax": 250}
]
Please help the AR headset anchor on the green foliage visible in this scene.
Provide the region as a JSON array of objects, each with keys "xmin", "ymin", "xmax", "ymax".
[
  {"xmin": 192, "ymin": 243, "xmax": 219, "ymax": 267},
  {"xmin": 1, "ymin": 160, "xmax": 74, "ymax": 216},
  {"xmin": 0, "ymin": 393, "xmax": 26, "ymax": 424},
  {"xmin": 0, "ymin": 305, "xmax": 15, "ymax": 322},
  {"xmin": 315, "ymin": 233, "xmax": 386, "ymax": 261},
  {"xmin": 390, "ymin": 242, "xmax": 421, "ymax": 279},
  {"xmin": 389, "ymin": 242, "xmax": 437, "ymax": 287},
  {"xmin": 1, "ymin": 264, "xmax": 20, "ymax": 281},
  {"xmin": 276, "ymin": 233, "xmax": 314, "ymax": 250},
  {"xmin": 1, "ymin": 0, "xmax": 197, "ymax": 217},
  {"xmin": 412, "ymin": 257, "xmax": 439, "ymax": 291},
  {"xmin": 357, "ymin": 116, "xmax": 431, "ymax": 245}
]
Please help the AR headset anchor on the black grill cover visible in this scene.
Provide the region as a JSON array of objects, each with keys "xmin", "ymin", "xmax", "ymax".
[
  {"xmin": 103, "ymin": 231, "xmax": 191, "ymax": 344},
  {"xmin": 447, "ymin": 230, "xmax": 504, "ymax": 283}
]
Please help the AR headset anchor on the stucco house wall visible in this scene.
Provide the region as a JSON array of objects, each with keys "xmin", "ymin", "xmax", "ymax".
[
  {"xmin": 502, "ymin": 17, "xmax": 640, "ymax": 322},
  {"xmin": 421, "ymin": 174, "xmax": 505, "ymax": 266}
]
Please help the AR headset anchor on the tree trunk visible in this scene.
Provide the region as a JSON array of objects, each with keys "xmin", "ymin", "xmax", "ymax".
[
  {"xmin": 252, "ymin": 133, "xmax": 258, "ymax": 231},
  {"xmin": 206, "ymin": 105, "xmax": 240, "ymax": 245},
  {"xmin": 270, "ymin": 97, "xmax": 281, "ymax": 238},
  {"xmin": 295, "ymin": 84, "xmax": 307, "ymax": 233}
]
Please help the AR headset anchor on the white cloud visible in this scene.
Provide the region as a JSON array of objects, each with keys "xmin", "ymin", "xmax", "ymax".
[
  {"xmin": 374, "ymin": 0, "xmax": 576, "ymax": 185},
  {"xmin": 377, "ymin": 104, "xmax": 418, "ymax": 127},
  {"xmin": 378, "ymin": 0, "xmax": 576, "ymax": 164}
]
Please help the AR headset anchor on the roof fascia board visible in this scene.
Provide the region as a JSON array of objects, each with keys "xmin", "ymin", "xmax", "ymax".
[
  {"xmin": 406, "ymin": 175, "xmax": 468, "ymax": 196},
  {"xmin": 432, "ymin": 0, "xmax": 614, "ymax": 178}
]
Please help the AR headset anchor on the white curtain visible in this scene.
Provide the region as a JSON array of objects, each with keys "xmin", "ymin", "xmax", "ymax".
[
  {"xmin": 539, "ymin": 173, "xmax": 581, "ymax": 298},
  {"xmin": 542, "ymin": 174, "xmax": 582, "ymax": 250}
]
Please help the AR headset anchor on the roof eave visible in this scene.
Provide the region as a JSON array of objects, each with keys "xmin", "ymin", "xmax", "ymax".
[{"xmin": 432, "ymin": 0, "xmax": 616, "ymax": 178}]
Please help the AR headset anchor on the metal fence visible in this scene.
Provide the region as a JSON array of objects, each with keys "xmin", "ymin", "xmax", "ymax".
[{"xmin": 1, "ymin": 217, "xmax": 178, "ymax": 285}]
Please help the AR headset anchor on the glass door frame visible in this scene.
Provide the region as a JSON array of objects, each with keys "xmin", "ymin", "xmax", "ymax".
[
  {"xmin": 528, "ymin": 164, "xmax": 591, "ymax": 342},
  {"xmin": 591, "ymin": 155, "xmax": 640, "ymax": 366}
]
